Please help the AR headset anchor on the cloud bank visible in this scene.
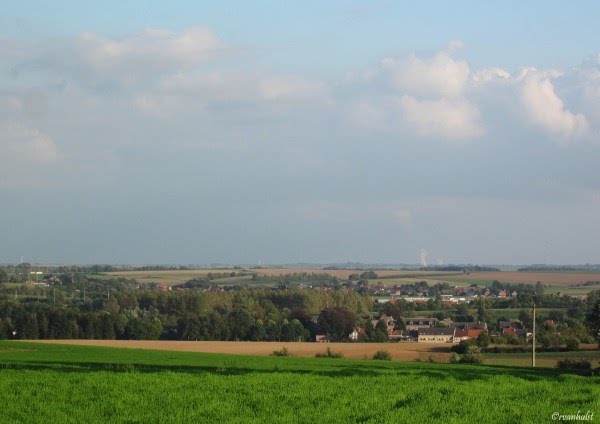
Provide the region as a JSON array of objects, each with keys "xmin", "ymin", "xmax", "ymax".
[{"xmin": 1, "ymin": 28, "xmax": 599, "ymax": 264}]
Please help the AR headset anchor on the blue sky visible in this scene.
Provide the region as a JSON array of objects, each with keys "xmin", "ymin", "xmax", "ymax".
[{"xmin": 1, "ymin": 2, "xmax": 599, "ymax": 265}]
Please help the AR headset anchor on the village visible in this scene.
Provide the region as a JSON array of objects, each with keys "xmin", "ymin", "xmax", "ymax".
[{"xmin": 315, "ymin": 313, "xmax": 534, "ymax": 344}]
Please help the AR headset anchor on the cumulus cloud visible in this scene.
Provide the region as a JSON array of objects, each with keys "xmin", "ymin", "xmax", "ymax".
[
  {"xmin": 344, "ymin": 44, "xmax": 600, "ymax": 143},
  {"xmin": 398, "ymin": 95, "xmax": 483, "ymax": 140},
  {"xmin": 381, "ymin": 50, "xmax": 470, "ymax": 98},
  {"xmin": 2, "ymin": 30, "xmax": 598, "ymax": 155},
  {"xmin": 519, "ymin": 68, "xmax": 588, "ymax": 138},
  {"xmin": 347, "ymin": 44, "xmax": 483, "ymax": 141},
  {"xmin": 472, "ymin": 67, "xmax": 511, "ymax": 85}
]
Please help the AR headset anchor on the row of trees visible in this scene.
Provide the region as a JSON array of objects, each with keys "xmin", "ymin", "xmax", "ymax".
[{"xmin": 0, "ymin": 288, "xmax": 374, "ymax": 342}]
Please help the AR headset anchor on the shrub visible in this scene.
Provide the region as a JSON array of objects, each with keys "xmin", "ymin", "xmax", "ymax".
[
  {"xmin": 372, "ymin": 350, "xmax": 392, "ymax": 361},
  {"xmin": 459, "ymin": 354, "xmax": 482, "ymax": 364},
  {"xmin": 565, "ymin": 337, "xmax": 580, "ymax": 351},
  {"xmin": 315, "ymin": 347, "xmax": 343, "ymax": 358},
  {"xmin": 450, "ymin": 352, "xmax": 461, "ymax": 363},
  {"xmin": 270, "ymin": 347, "xmax": 290, "ymax": 357},
  {"xmin": 451, "ymin": 340, "xmax": 478, "ymax": 354},
  {"xmin": 556, "ymin": 357, "xmax": 591, "ymax": 370},
  {"xmin": 476, "ymin": 332, "xmax": 490, "ymax": 348}
]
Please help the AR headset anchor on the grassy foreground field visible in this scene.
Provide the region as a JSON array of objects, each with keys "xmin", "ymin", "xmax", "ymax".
[{"xmin": 1, "ymin": 341, "xmax": 598, "ymax": 423}]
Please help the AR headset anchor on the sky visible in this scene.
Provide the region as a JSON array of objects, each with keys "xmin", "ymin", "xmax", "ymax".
[{"xmin": 1, "ymin": 1, "xmax": 599, "ymax": 265}]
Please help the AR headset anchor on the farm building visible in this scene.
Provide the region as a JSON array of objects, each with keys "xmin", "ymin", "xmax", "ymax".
[
  {"xmin": 417, "ymin": 327, "xmax": 456, "ymax": 343},
  {"xmin": 403, "ymin": 318, "xmax": 438, "ymax": 331}
]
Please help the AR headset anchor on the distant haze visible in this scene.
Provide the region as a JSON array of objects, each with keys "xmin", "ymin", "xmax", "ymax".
[{"xmin": 1, "ymin": 2, "xmax": 599, "ymax": 265}]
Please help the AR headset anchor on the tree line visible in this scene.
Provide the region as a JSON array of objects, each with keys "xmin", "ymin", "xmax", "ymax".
[{"xmin": 0, "ymin": 289, "xmax": 372, "ymax": 342}]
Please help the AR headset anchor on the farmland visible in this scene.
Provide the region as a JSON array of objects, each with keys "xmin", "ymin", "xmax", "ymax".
[
  {"xmin": 26, "ymin": 339, "xmax": 600, "ymax": 368},
  {"xmin": 0, "ymin": 340, "xmax": 598, "ymax": 423},
  {"xmin": 102, "ymin": 268, "xmax": 461, "ymax": 285},
  {"xmin": 23, "ymin": 339, "xmax": 451, "ymax": 361},
  {"xmin": 103, "ymin": 269, "xmax": 250, "ymax": 285},
  {"xmin": 369, "ymin": 271, "xmax": 600, "ymax": 296},
  {"xmin": 98, "ymin": 268, "xmax": 600, "ymax": 296}
]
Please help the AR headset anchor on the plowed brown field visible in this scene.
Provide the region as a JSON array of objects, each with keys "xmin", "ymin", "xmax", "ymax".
[
  {"xmin": 445, "ymin": 271, "xmax": 600, "ymax": 285},
  {"xmin": 25, "ymin": 340, "xmax": 451, "ymax": 360}
]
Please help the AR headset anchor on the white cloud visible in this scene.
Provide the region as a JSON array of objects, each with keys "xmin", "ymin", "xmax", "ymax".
[
  {"xmin": 519, "ymin": 68, "xmax": 588, "ymax": 138},
  {"xmin": 382, "ymin": 50, "xmax": 470, "ymax": 98},
  {"xmin": 76, "ymin": 27, "xmax": 223, "ymax": 74},
  {"xmin": 347, "ymin": 44, "xmax": 483, "ymax": 141},
  {"xmin": 3, "ymin": 28, "xmax": 228, "ymax": 88},
  {"xmin": 472, "ymin": 67, "xmax": 511, "ymax": 85},
  {"xmin": 398, "ymin": 95, "xmax": 483, "ymax": 140}
]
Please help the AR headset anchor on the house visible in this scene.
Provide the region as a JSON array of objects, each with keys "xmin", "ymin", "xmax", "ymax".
[
  {"xmin": 502, "ymin": 327, "xmax": 528, "ymax": 338},
  {"xmin": 370, "ymin": 314, "xmax": 396, "ymax": 335},
  {"xmin": 454, "ymin": 328, "xmax": 469, "ymax": 341},
  {"xmin": 498, "ymin": 320, "xmax": 525, "ymax": 331},
  {"xmin": 451, "ymin": 321, "xmax": 487, "ymax": 331},
  {"xmin": 417, "ymin": 327, "xmax": 456, "ymax": 343},
  {"xmin": 502, "ymin": 327, "xmax": 516, "ymax": 336},
  {"xmin": 348, "ymin": 327, "xmax": 366, "ymax": 341},
  {"xmin": 315, "ymin": 334, "xmax": 330, "ymax": 343},
  {"xmin": 389, "ymin": 330, "xmax": 417, "ymax": 341},
  {"xmin": 466, "ymin": 328, "xmax": 485, "ymax": 339},
  {"xmin": 404, "ymin": 317, "xmax": 439, "ymax": 331},
  {"xmin": 452, "ymin": 322, "xmax": 487, "ymax": 341}
]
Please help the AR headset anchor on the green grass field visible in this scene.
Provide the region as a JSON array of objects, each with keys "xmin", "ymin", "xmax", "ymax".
[{"xmin": 0, "ymin": 341, "xmax": 598, "ymax": 423}]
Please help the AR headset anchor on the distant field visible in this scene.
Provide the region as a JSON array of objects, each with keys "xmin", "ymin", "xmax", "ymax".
[
  {"xmin": 104, "ymin": 269, "xmax": 246, "ymax": 284},
  {"xmin": 0, "ymin": 341, "xmax": 598, "ymax": 423},
  {"xmin": 103, "ymin": 268, "xmax": 461, "ymax": 285},
  {"xmin": 376, "ymin": 271, "xmax": 600, "ymax": 296},
  {"xmin": 250, "ymin": 268, "xmax": 459, "ymax": 280},
  {"xmin": 26, "ymin": 340, "xmax": 450, "ymax": 361},
  {"xmin": 437, "ymin": 271, "xmax": 600, "ymax": 286},
  {"xmin": 94, "ymin": 269, "xmax": 600, "ymax": 296}
]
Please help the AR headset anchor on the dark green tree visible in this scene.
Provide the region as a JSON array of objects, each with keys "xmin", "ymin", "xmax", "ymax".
[{"xmin": 318, "ymin": 307, "xmax": 356, "ymax": 341}]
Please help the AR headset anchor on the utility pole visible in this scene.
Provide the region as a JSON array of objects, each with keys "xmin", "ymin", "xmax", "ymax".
[{"xmin": 532, "ymin": 301, "xmax": 536, "ymax": 367}]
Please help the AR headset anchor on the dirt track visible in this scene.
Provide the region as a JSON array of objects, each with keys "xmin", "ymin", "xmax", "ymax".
[{"xmin": 25, "ymin": 340, "xmax": 451, "ymax": 360}]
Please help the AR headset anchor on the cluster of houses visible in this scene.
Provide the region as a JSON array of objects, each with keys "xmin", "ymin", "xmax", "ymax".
[
  {"xmin": 318, "ymin": 314, "xmax": 532, "ymax": 343},
  {"xmin": 371, "ymin": 285, "xmax": 521, "ymax": 304}
]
